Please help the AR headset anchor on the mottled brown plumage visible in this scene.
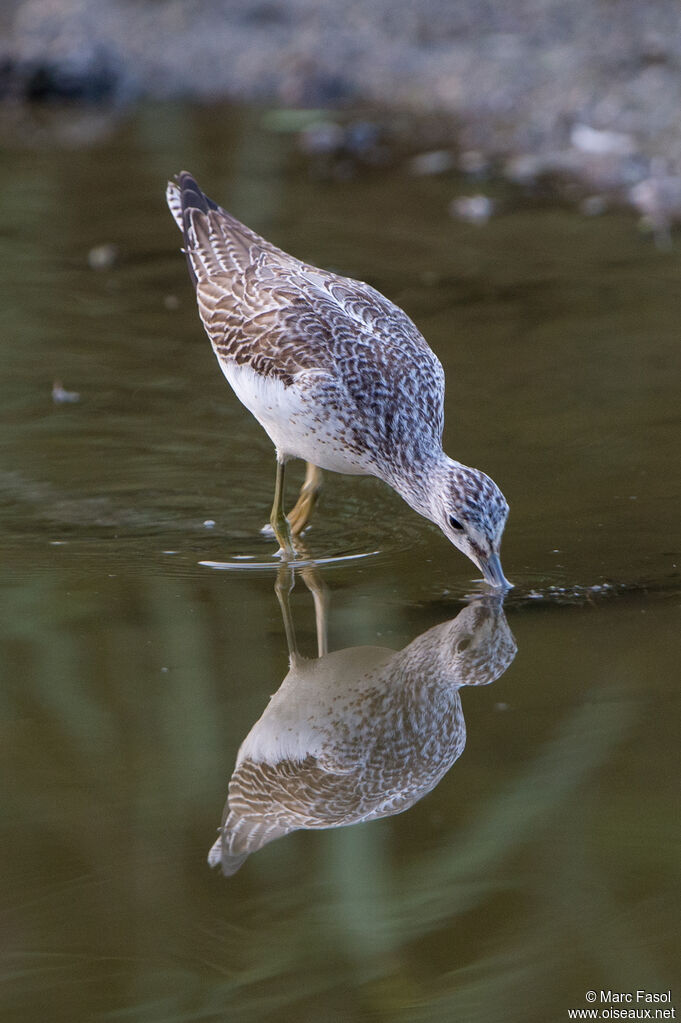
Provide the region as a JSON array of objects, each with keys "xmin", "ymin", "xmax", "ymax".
[
  {"xmin": 167, "ymin": 171, "xmax": 511, "ymax": 585},
  {"xmin": 208, "ymin": 598, "xmax": 516, "ymax": 875}
]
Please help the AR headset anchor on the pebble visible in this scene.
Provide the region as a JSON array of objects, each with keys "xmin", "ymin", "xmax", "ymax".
[
  {"xmin": 408, "ymin": 150, "xmax": 455, "ymax": 176},
  {"xmin": 52, "ymin": 380, "xmax": 80, "ymax": 404},
  {"xmin": 449, "ymin": 195, "xmax": 494, "ymax": 224},
  {"xmin": 87, "ymin": 243, "xmax": 118, "ymax": 270},
  {"xmin": 571, "ymin": 124, "xmax": 634, "ymax": 157}
]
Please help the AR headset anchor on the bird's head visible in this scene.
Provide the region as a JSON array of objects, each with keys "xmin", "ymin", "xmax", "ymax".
[{"xmin": 433, "ymin": 461, "xmax": 511, "ymax": 588}]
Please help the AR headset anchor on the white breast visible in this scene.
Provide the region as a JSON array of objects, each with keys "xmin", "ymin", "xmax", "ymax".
[{"xmin": 219, "ymin": 359, "xmax": 375, "ymax": 475}]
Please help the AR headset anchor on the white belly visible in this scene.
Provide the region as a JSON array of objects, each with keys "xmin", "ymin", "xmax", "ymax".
[{"xmin": 220, "ymin": 360, "xmax": 374, "ymax": 475}]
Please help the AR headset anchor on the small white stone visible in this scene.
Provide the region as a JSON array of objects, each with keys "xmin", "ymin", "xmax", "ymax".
[
  {"xmin": 52, "ymin": 380, "xmax": 80, "ymax": 404},
  {"xmin": 88, "ymin": 243, "xmax": 119, "ymax": 270},
  {"xmin": 571, "ymin": 124, "xmax": 634, "ymax": 156},
  {"xmin": 449, "ymin": 194, "xmax": 494, "ymax": 224}
]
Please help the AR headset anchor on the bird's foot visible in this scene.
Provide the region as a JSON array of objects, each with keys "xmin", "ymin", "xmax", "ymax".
[
  {"xmin": 260, "ymin": 499, "xmax": 313, "ymax": 540},
  {"xmin": 287, "ymin": 465, "xmax": 322, "ymax": 535},
  {"xmin": 260, "ymin": 518, "xmax": 309, "ymax": 540},
  {"xmin": 286, "ymin": 493, "xmax": 315, "ymax": 536},
  {"xmin": 269, "ymin": 511, "xmax": 297, "ymax": 559}
]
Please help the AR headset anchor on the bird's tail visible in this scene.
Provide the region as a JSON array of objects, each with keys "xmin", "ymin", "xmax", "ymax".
[
  {"xmin": 165, "ymin": 170, "xmax": 220, "ymax": 233},
  {"xmin": 207, "ymin": 814, "xmax": 292, "ymax": 876},
  {"xmin": 166, "ymin": 170, "xmax": 280, "ymax": 287}
]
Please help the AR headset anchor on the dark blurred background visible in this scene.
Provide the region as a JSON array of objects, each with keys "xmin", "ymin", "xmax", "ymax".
[{"xmin": 2, "ymin": 0, "xmax": 681, "ymax": 228}]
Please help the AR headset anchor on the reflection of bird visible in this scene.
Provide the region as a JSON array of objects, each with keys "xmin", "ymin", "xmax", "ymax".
[
  {"xmin": 166, "ymin": 172, "xmax": 510, "ymax": 586},
  {"xmin": 209, "ymin": 597, "xmax": 516, "ymax": 875}
]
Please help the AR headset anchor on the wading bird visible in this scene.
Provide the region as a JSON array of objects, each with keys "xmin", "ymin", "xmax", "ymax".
[{"xmin": 167, "ymin": 172, "xmax": 510, "ymax": 587}]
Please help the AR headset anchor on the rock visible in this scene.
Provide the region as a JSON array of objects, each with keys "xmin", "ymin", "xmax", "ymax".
[
  {"xmin": 580, "ymin": 195, "xmax": 608, "ymax": 216},
  {"xmin": 408, "ymin": 150, "xmax": 455, "ymax": 176},
  {"xmin": 449, "ymin": 194, "xmax": 494, "ymax": 224},
  {"xmin": 87, "ymin": 243, "xmax": 118, "ymax": 270},
  {"xmin": 52, "ymin": 380, "xmax": 81, "ymax": 404},
  {"xmin": 571, "ymin": 124, "xmax": 634, "ymax": 157},
  {"xmin": 629, "ymin": 161, "xmax": 681, "ymax": 246},
  {"xmin": 2, "ymin": 0, "xmax": 681, "ymax": 219}
]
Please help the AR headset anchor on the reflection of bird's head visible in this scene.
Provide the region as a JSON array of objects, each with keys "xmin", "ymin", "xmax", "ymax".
[{"xmin": 396, "ymin": 596, "xmax": 517, "ymax": 690}]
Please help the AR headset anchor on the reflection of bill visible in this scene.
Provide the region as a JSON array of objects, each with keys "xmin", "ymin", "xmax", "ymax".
[{"xmin": 209, "ymin": 592, "xmax": 516, "ymax": 876}]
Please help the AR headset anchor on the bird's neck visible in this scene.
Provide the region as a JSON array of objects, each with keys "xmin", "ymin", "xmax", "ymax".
[{"xmin": 381, "ymin": 448, "xmax": 453, "ymax": 525}]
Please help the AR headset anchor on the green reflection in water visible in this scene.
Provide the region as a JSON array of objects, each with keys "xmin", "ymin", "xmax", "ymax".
[{"xmin": 0, "ymin": 103, "xmax": 679, "ymax": 1023}]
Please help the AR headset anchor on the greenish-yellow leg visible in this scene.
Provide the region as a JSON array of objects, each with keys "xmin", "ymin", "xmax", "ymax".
[
  {"xmin": 275, "ymin": 562, "xmax": 298, "ymax": 660},
  {"xmin": 275, "ymin": 545, "xmax": 329, "ymax": 661},
  {"xmin": 301, "ymin": 560, "xmax": 329, "ymax": 657},
  {"xmin": 270, "ymin": 459, "xmax": 295, "ymax": 556},
  {"xmin": 287, "ymin": 463, "xmax": 323, "ymax": 535}
]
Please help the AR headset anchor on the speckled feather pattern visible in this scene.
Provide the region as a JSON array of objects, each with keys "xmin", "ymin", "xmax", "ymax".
[
  {"xmin": 209, "ymin": 600, "xmax": 516, "ymax": 874},
  {"xmin": 168, "ymin": 171, "xmax": 511, "ymax": 584},
  {"xmin": 167, "ymin": 171, "xmax": 445, "ymax": 476}
]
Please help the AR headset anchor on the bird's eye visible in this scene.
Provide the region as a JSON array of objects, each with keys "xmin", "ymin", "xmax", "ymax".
[{"xmin": 448, "ymin": 515, "xmax": 464, "ymax": 531}]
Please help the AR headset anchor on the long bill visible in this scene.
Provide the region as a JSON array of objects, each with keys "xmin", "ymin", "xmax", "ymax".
[{"xmin": 479, "ymin": 552, "xmax": 513, "ymax": 590}]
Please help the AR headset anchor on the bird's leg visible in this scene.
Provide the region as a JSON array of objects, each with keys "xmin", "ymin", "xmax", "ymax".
[
  {"xmin": 276, "ymin": 539, "xmax": 329, "ymax": 661},
  {"xmin": 287, "ymin": 463, "xmax": 323, "ymax": 536},
  {"xmin": 274, "ymin": 562, "xmax": 299, "ymax": 660},
  {"xmin": 300, "ymin": 560, "xmax": 330, "ymax": 657},
  {"xmin": 270, "ymin": 458, "xmax": 295, "ymax": 556}
]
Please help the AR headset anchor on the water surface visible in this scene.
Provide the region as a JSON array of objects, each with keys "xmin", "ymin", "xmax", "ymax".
[{"xmin": 1, "ymin": 104, "xmax": 679, "ymax": 1022}]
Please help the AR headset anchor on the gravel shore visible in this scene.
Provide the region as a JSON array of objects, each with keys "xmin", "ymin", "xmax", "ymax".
[{"xmin": 3, "ymin": 0, "xmax": 681, "ymax": 222}]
